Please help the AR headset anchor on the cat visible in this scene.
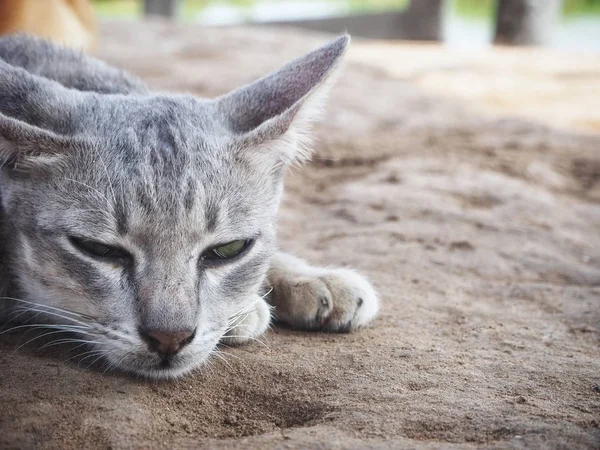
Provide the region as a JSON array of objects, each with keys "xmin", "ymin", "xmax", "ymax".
[
  {"xmin": 0, "ymin": 0, "xmax": 96, "ymax": 51},
  {"xmin": 0, "ymin": 34, "xmax": 379, "ymax": 379}
]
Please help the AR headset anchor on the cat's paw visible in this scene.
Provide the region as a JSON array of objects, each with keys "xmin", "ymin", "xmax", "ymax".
[
  {"xmin": 271, "ymin": 267, "xmax": 379, "ymax": 333},
  {"xmin": 221, "ymin": 297, "xmax": 271, "ymax": 346}
]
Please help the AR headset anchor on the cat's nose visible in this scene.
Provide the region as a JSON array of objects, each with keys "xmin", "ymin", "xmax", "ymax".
[{"xmin": 139, "ymin": 328, "xmax": 196, "ymax": 356}]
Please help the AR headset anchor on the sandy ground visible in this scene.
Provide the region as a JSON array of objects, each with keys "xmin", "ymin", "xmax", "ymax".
[
  {"xmin": 348, "ymin": 41, "xmax": 600, "ymax": 135},
  {"xmin": 1, "ymin": 22, "xmax": 599, "ymax": 450}
]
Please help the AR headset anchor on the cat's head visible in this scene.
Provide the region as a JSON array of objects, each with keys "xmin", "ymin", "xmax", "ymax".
[{"xmin": 0, "ymin": 36, "xmax": 349, "ymax": 378}]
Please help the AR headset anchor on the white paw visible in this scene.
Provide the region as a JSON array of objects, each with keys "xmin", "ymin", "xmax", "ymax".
[
  {"xmin": 271, "ymin": 268, "xmax": 379, "ymax": 332},
  {"xmin": 221, "ymin": 297, "xmax": 271, "ymax": 346}
]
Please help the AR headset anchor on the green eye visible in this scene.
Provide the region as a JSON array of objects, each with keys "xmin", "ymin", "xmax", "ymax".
[{"xmin": 202, "ymin": 239, "xmax": 252, "ymax": 263}]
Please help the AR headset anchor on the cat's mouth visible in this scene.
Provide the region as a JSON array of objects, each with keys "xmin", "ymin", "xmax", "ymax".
[
  {"xmin": 159, "ymin": 355, "xmax": 175, "ymax": 368},
  {"xmin": 74, "ymin": 325, "xmax": 223, "ymax": 379}
]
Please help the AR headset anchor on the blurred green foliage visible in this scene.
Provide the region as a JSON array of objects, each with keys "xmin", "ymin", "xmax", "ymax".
[
  {"xmin": 562, "ymin": 0, "xmax": 600, "ymax": 16},
  {"xmin": 92, "ymin": 0, "xmax": 600, "ymax": 19},
  {"xmin": 181, "ymin": 0, "xmax": 409, "ymax": 17},
  {"xmin": 452, "ymin": 0, "xmax": 494, "ymax": 19},
  {"xmin": 454, "ymin": 0, "xmax": 600, "ymax": 18},
  {"xmin": 93, "ymin": 0, "xmax": 138, "ymax": 17}
]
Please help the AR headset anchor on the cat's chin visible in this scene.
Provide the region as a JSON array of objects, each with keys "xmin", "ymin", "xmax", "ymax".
[{"xmin": 111, "ymin": 354, "xmax": 207, "ymax": 380}]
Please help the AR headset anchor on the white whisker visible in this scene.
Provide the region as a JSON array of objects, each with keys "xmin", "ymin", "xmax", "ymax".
[
  {"xmin": 10, "ymin": 307, "xmax": 92, "ymax": 328},
  {"xmin": 40, "ymin": 338, "xmax": 102, "ymax": 349},
  {"xmin": 223, "ymin": 335, "xmax": 270, "ymax": 349},
  {"xmin": 2, "ymin": 297, "xmax": 95, "ymax": 320},
  {"xmin": 13, "ymin": 328, "xmax": 86, "ymax": 352},
  {"xmin": 0, "ymin": 323, "xmax": 90, "ymax": 336}
]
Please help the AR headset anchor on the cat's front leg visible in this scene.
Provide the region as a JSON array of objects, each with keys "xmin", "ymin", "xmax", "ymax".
[
  {"xmin": 221, "ymin": 296, "xmax": 271, "ymax": 345},
  {"xmin": 267, "ymin": 252, "xmax": 379, "ymax": 332}
]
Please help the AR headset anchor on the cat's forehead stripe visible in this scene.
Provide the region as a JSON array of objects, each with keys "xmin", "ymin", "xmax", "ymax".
[
  {"xmin": 183, "ymin": 178, "xmax": 196, "ymax": 213},
  {"xmin": 205, "ymin": 201, "xmax": 219, "ymax": 233},
  {"xmin": 114, "ymin": 194, "xmax": 129, "ymax": 236}
]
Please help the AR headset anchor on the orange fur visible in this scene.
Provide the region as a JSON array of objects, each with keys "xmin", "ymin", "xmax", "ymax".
[{"xmin": 0, "ymin": 0, "xmax": 96, "ymax": 51}]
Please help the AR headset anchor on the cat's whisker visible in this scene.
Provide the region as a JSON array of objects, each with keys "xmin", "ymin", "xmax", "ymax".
[
  {"xmin": 229, "ymin": 295, "xmax": 266, "ymax": 319},
  {"xmin": 213, "ymin": 347, "xmax": 240, "ymax": 359},
  {"xmin": 77, "ymin": 351, "xmax": 108, "ymax": 368},
  {"xmin": 2, "ymin": 297, "xmax": 96, "ymax": 320},
  {"xmin": 56, "ymin": 341, "xmax": 92, "ymax": 358},
  {"xmin": 204, "ymin": 357, "xmax": 217, "ymax": 378},
  {"xmin": 223, "ymin": 335, "xmax": 271, "ymax": 349},
  {"xmin": 12, "ymin": 328, "xmax": 88, "ymax": 352},
  {"xmin": 103, "ymin": 351, "xmax": 131, "ymax": 375},
  {"xmin": 0, "ymin": 323, "xmax": 90, "ymax": 336},
  {"xmin": 82, "ymin": 349, "xmax": 118, "ymax": 370},
  {"xmin": 223, "ymin": 322, "xmax": 259, "ymax": 336},
  {"xmin": 94, "ymin": 326, "xmax": 137, "ymax": 345},
  {"xmin": 261, "ymin": 286, "xmax": 274, "ymax": 299},
  {"xmin": 226, "ymin": 312, "xmax": 251, "ymax": 328},
  {"xmin": 210, "ymin": 350, "xmax": 234, "ymax": 370},
  {"xmin": 10, "ymin": 306, "xmax": 93, "ymax": 328},
  {"xmin": 40, "ymin": 338, "xmax": 103, "ymax": 350},
  {"xmin": 230, "ymin": 309, "xmax": 254, "ymax": 322},
  {"xmin": 66, "ymin": 348, "xmax": 106, "ymax": 363},
  {"xmin": 0, "ymin": 309, "xmax": 35, "ymax": 331}
]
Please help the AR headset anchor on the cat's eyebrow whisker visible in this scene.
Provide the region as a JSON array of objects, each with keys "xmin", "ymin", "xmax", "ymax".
[
  {"xmin": 90, "ymin": 144, "xmax": 119, "ymax": 211},
  {"xmin": 63, "ymin": 178, "xmax": 116, "ymax": 214}
]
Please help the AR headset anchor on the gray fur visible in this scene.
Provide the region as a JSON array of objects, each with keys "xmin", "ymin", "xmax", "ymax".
[{"xmin": 0, "ymin": 33, "xmax": 349, "ymax": 378}]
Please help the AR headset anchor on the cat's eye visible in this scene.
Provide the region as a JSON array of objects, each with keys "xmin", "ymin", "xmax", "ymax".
[
  {"xmin": 201, "ymin": 239, "xmax": 253, "ymax": 264},
  {"xmin": 69, "ymin": 236, "xmax": 130, "ymax": 262}
]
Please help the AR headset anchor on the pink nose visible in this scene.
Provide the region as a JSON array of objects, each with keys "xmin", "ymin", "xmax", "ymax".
[{"xmin": 139, "ymin": 329, "xmax": 195, "ymax": 356}]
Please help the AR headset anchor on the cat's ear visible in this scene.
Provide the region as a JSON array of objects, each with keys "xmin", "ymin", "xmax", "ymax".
[
  {"xmin": 0, "ymin": 117, "xmax": 76, "ymax": 171},
  {"xmin": 216, "ymin": 35, "xmax": 350, "ymax": 166},
  {"xmin": 0, "ymin": 60, "xmax": 80, "ymax": 171}
]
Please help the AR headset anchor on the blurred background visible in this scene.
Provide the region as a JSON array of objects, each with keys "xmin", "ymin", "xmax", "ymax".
[{"xmin": 92, "ymin": 0, "xmax": 600, "ymax": 51}]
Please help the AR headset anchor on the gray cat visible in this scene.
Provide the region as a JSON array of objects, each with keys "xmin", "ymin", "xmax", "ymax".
[{"xmin": 0, "ymin": 34, "xmax": 378, "ymax": 378}]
